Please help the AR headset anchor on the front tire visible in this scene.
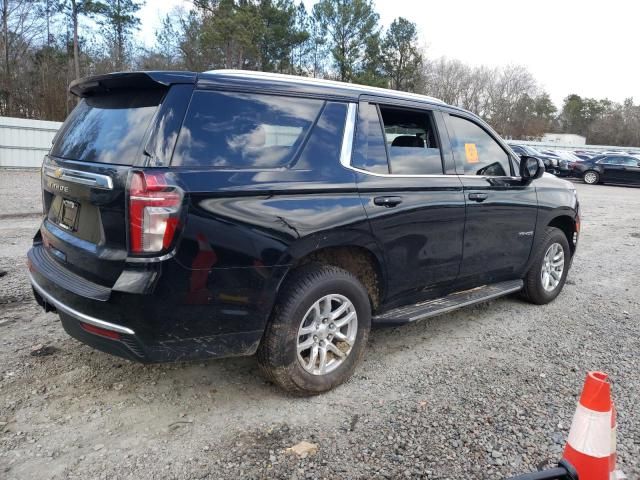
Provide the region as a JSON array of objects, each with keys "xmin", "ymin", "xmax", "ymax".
[
  {"xmin": 583, "ymin": 170, "xmax": 600, "ymax": 184},
  {"xmin": 521, "ymin": 227, "xmax": 571, "ymax": 305},
  {"xmin": 257, "ymin": 264, "xmax": 371, "ymax": 395}
]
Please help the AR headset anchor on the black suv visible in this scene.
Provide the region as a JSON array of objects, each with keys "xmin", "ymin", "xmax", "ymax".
[{"xmin": 28, "ymin": 71, "xmax": 580, "ymax": 394}]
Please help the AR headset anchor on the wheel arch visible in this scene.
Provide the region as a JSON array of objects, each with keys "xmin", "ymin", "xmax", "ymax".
[
  {"xmin": 277, "ymin": 243, "xmax": 385, "ymax": 313},
  {"xmin": 548, "ymin": 214, "xmax": 578, "ymax": 256}
]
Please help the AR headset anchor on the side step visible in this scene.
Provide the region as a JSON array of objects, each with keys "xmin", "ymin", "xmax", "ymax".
[{"xmin": 373, "ymin": 279, "xmax": 523, "ymax": 324}]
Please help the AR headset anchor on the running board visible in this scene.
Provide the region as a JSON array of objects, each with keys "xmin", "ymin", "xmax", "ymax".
[{"xmin": 373, "ymin": 280, "xmax": 523, "ymax": 325}]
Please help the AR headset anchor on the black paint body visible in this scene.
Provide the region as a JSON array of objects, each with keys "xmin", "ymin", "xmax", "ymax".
[{"xmin": 28, "ymin": 71, "xmax": 580, "ymax": 363}]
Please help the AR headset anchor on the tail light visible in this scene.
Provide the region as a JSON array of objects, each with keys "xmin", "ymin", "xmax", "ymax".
[{"xmin": 128, "ymin": 171, "xmax": 183, "ymax": 254}]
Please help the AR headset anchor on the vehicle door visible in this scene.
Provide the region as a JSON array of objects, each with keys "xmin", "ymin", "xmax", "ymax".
[
  {"xmin": 623, "ymin": 158, "xmax": 640, "ymax": 184},
  {"xmin": 350, "ymin": 98, "xmax": 465, "ymax": 308},
  {"xmin": 442, "ymin": 111, "xmax": 539, "ymax": 288},
  {"xmin": 599, "ymin": 156, "xmax": 628, "ymax": 182}
]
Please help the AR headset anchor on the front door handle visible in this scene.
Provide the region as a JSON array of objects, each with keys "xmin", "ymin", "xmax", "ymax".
[
  {"xmin": 468, "ymin": 192, "xmax": 488, "ymax": 202},
  {"xmin": 374, "ymin": 196, "xmax": 403, "ymax": 208}
]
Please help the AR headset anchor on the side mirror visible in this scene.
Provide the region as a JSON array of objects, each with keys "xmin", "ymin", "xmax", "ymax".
[{"xmin": 519, "ymin": 155, "xmax": 545, "ymax": 182}]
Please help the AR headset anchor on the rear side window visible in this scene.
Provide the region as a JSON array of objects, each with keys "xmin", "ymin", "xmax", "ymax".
[
  {"xmin": 379, "ymin": 105, "xmax": 443, "ymax": 175},
  {"xmin": 51, "ymin": 89, "xmax": 164, "ymax": 165},
  {"xmin": 172, "ymin": 91, "xmax": 324, "ymax": 168},
  {"xmin": 447, "ymin": 115, "xmax": 512, "ymax": 176}
]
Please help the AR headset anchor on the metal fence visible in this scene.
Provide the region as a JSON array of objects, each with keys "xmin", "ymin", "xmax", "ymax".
[{"xmin": 0, "ymin": 116, "xmax": 62, "ymax": 168}]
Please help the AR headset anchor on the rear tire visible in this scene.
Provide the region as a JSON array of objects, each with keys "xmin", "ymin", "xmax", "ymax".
[
  {"xmin": 520, "ymin": 227, "xmax": 571, "ymax": 305},
  {"xmin": 257, "ymin": 264, "xmax": 371, "ymax": 395},
  {"xmin": 583, "ymin": 170, "xmax": 599, "ymax": 184}
]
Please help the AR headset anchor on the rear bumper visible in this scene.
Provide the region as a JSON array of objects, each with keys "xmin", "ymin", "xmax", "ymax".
[
  {"xmin": 30, "ymin": 271, "xmax": 134, "ymax": 336},
  {"xmin": 28, "ymin": 245, "xmax": 271, "ymax": 363}
]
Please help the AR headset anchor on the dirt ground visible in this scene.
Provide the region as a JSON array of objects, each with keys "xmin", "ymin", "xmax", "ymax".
[{"xmin": 1, "ymin": 169, "xmax": 639, "ymax": 479}]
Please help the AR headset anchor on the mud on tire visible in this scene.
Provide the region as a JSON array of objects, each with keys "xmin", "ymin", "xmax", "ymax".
[{"xmin": 257, "ymin": 264, "xmax": 371, "ymax": 395}]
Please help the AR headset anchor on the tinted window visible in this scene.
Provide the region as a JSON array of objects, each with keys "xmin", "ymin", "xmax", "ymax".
[
  {"xmin": 51, "ymin": 89, "xmax": 164, "ymax": 165},
  {"xmin": 172, "ymin": 91, "xmax": 324, "ymax": 168},
  {"xmin": 598, "ymin": 157, "xmax": 616, "ymax": 165},
  {"xmin": 379, "ymin": 105, "xmax": 443, "ymax": 175},
  {"xmin": 296, "ymin": 102, "xmax": 347, "ymax": 169},
  {"xmin": 352, "ymin": 102, "xmax": 389, "ymax": 174},
  {"xmin": 611, "ymin": 157, "xmax": 637, "ymax": 166},
  {"xmin": 447, "ymin": 115, "xmax": 511, "ymax": 176}
]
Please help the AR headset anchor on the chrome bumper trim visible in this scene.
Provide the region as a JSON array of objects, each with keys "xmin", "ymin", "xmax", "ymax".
[{"xmin": 29, "ymin": 272, "xmax": 135, "ymax": 335}]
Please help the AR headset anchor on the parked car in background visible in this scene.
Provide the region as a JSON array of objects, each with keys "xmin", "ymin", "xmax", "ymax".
[
  {"xmin": 572, "ymin": 154, "xmax": 640, "ymax": 185},
  {"xmin": 509, "ymin": 144, "xmax": 559, "ymax": 174},
  {"xmin": 547, "ymin": 150, "xmax": 582, "ymax": 177}
]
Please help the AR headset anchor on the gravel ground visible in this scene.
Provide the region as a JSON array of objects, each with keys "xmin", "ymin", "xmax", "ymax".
[{"xmin": 0, "ymin": 169, "xmax": 639, "ymax": 480}]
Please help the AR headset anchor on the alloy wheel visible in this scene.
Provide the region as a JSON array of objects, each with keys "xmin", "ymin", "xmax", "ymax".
[
  {"xmin": 584, "ymin": 171, "xmax": 598, "ymax": 184},
  {"xmin": 541, "ymin": 242, "xmax": 565, "ymax": 292},
  {"xmin": 296, "ymin": 294, "xmax": 358, "ymax": 375}
]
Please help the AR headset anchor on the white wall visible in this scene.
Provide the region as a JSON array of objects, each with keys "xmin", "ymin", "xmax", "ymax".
[
  {"xmin": 541, "ymin": 133, "xmax": 587, "ymax": 146},
  {"xmin": 0, "ymin": 116, "xmax": 62, "ymax": 168}
]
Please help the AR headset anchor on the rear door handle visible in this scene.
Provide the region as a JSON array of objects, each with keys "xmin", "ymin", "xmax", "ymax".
[
  {"xmin": 374, "ymin": 196, "xmax": 403, "ymax": 208},
  {"xmin": 468, "ymin": 192, "xmax": 488, "ymax": 202}
]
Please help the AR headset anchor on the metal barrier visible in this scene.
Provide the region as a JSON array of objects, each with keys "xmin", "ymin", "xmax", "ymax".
[{"xmin": 0, "ymin": 116, "xmax": 61, "ymax": 168}]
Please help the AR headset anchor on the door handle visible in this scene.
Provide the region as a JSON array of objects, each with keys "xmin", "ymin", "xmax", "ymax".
[
  {"xmin": 468, "ymin": 192, "xmax": 488, "ymax": 202},
  {"xmin": 374, "ymin": 196, "xmax": 403, "ymax": 208}
]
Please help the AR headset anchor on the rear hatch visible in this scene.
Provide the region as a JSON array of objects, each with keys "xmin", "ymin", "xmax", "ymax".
[{"xmin": 39, "ymin": 72, "xmax": 194, "ymax": 289}]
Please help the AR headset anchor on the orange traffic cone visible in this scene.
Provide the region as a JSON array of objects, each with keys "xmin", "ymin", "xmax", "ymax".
[{"xmin": 563, "ymin": 372, "xmax": 620, "ymax": 480}]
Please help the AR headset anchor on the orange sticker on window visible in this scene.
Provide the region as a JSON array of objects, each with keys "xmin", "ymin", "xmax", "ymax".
[{"xmin": 465, "ymin": 143, "xmax": 479, "ymax": 163}]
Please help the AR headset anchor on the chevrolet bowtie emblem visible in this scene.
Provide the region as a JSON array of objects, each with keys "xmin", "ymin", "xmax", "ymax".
[{"xmin": 54, "ymin": 168, "xmax": 63, "ymax": 179}]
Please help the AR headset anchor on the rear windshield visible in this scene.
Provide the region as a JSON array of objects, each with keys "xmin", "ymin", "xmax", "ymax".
[
  {"xmin": 51, "ymin": 89, "xmax": 164, "ymax": 165},
  {"xmin": 171, "ymin": 91, "xmax": 324, "ymax": 168}
]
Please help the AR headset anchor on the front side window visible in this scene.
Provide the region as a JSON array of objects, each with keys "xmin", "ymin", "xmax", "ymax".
[
  {"xmin": 172, "ymin": 91, "xmax": 324, "ymax": 168},
  {"xmin": 447, "ymin": 115, "xmax": 512, "ymax": 176},
  {"xmin": 379, "ymin": 105, "xmax": 443, "ymax": 175}
]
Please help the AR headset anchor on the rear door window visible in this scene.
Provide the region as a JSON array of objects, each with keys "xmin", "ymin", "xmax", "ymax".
[
  {"xmin": 379, "ymin": 105, "xmax": 444, "ymax": 175},
  {"xmin": 446, "ymin": 115, "xmax": 512, "ymax": 176},
  {"xmin": 51, "ymin": 89, "xmax": 165, "ymax": 165},
  {"xmin": 172, "ymin": 91, "xmax": 324, "ymax": 168}
]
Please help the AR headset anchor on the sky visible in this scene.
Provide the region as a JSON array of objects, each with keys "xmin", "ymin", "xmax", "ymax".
[{"xmin": 136, "ymin": 0, "xmax": 640, "ymax": 108}]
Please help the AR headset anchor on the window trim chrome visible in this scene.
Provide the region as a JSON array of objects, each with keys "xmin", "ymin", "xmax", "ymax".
[
  {"xmin": 43, "ymin": 165, "xmax": 114, "ymax": 190},
  {"xmin": 29, "ymin": 272, "xmax": 135, "ymax": 335},
  {"xmin": 339, "ymin": 102, "xmax": 462, "ymax": 179},
  {"xmin": 339, "ymin": 102, "xmax": 526, "ymax": 181},
  {"xmin": 339, "ymin": 103, "xmax": 357, "ymax": 169}
]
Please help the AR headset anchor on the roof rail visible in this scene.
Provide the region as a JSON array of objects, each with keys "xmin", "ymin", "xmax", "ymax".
[{"xmin": 204, "ymin": 69, "xmax": 444, "ymax": 105}]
